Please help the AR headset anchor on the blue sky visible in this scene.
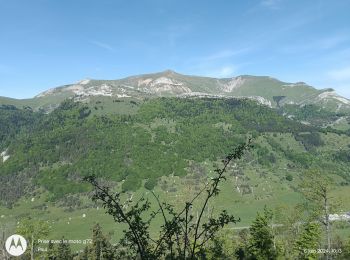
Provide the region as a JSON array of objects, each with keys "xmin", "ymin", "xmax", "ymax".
[{"xmin": 1, "ymin": 0, "xmax": 350, "ymax": 99}]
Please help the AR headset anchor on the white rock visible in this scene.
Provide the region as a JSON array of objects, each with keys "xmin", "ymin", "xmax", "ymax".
[
  {"xmin": 116, "ymin": 94, "xmax": 131, "ymax": 98},
  {"xmin": 78, "ymin": 79, "xmax": 91, "ymax": 85},
  {"xmin": 318, "ymin": 90, "xmax": 350, "ymax": 105},
  {"xmin": 138, "ymin": 77, "xmax": 192, "ymax": 94},
  {"xmin": 248, "ymin": 96, "xmax": 272, "ymax": 107},
  {"xmin": 137, "ymin": 78, "xmax": 153, "ymax": 86},
  {"xmin": 221, "ymin": 76, "xmax": 246, "ymax": 92},
  {"xmin": 1, "ymin": 150, "xmax": 10, "ymax": 162},
  {"xmin": 35, "ymin": 88, "xmax": 56, "ymax": 98},
  {"xmin": 151, "ymin": 77, "xmax": 183, "ymax": 86}
]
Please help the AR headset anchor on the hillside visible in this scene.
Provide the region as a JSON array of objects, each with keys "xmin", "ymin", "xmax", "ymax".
[
  {"xmin": 1, "ymin": 73, "xmax": 350, "ymax": 254},
  {"xmin": 1, "ymin": 97, "xmax": 350, "ymax": 244},
  {"xmin": 1, "ymin": 71, "xmax": 350, "ymax": 114}
]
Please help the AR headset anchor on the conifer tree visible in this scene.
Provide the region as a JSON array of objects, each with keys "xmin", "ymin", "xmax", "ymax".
[
  {"xmin": 339, "ymin": 237, "xmax": 350, "ymax": 260},
  {"xmin": 92, "ymin": 224, "xmax": 103, "ymax": 259},
  {"xmin": 294, "ymin": 222, "xmax": 321, "ymax": 260},
  {"xmin": 77, "ymin": 223, "xmax": 116, "ymax": 260},
  {"xmin": 299, "ymin": 169, "xmax": 337, "ymax": 259},
  {"xmin": 47, "ymin": 241, "xmax": 57, "ymax": 260},
  {"xmin": 56, "ymin": 237, "xmax": 73, "ymax": 260},
  {"xmin": 91, "ymin": 223, "xmax": 116, "ymax": 259},
  {"xmin": 247, "ymin": 207, "xmax": 277, "ymax": 260},
  {"xmin": 76, "ymin": 246, "xmax": 89, "ymax": 260}
]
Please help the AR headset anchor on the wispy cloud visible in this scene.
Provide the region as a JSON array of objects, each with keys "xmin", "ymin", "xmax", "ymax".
[
  {"xmin": 261, "ymin": 0, "xmax": 282, "ymax": 9},
  {"xmin": 185, "ymin": 47, "xmax": 251, "ymax": 78},
  {"xmin": 333, "ymin": 85, "xmax": 350, "ymax": 99},
  {"xmin": 216, "ymin": 66, "xmax": 236, "ymax": 77},
  {"xmin": 197, "ymin": 48, "xmax": 252, "ymax": 62},
  {"xmin": 328, "ymin": 66, "xmax": 350, "ymax": 81},
  {"xmin": 200, "ymin": 65, "xmax": 237, "ymax": 78},
  {"xmin": 90, "ymin": 40, "xmax": 115, "ymax": 52},
  {"xmin": 319, "ymin": 34, "xmax": 349, "ymax": 49},
  {"xmin": 318, "ymin": 66, "xmax": 350, "ymax": 98},
  {"xmin": 281, "ymin": 34, "xmax": 350, "ymax": 54}
]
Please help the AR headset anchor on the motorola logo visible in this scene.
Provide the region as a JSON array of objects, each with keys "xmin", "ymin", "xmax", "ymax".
[{"xmin": 5, "ymin": 234, "xmax": 27, "ymax": 256}]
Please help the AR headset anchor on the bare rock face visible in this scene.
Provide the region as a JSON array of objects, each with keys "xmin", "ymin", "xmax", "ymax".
[
  {"xmin": 317, "ymin": 90, "xmax": 350, "ymax": 105},
  {"xmin": 136, "ymin": 77, "xmax": 192, "ymax": 95},
  {"xmin": 220, "ymin": 76, "xmax": 246, "ymax": 92}
]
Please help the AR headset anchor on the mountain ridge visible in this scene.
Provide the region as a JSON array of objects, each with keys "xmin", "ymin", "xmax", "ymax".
[{"xmin": 1, "ymin": 70, "xmax": 349, "ymax": 113}]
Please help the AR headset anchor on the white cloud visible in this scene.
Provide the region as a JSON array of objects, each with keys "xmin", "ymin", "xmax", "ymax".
[
  {"xmin": 91, "ymin": 40, "xmax": 115, "ymax": 52},
  {"xmin": 202, "ymin": 65, "xmax": 237, "ymax": 78},
  {"xmin": 218, "ymin": 66, "xmax": 236, "ymax": 77}
]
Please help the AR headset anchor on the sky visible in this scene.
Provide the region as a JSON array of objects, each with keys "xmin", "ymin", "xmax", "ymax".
[{"xmin": 0, "ymin": 0, "xmax": 350, "ymax": 99}]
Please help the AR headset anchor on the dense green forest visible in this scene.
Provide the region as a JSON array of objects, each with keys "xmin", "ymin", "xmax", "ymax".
[
  {"xmin": 1, "ymin": 97, "xmax": 350, "ymax": 259},
  {"xmin": 1, "ymin": 98, "xmax": 348, "ymax": 203}
]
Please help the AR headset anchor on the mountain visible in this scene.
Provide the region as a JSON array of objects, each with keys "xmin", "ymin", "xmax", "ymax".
[
  {"xmin": 1, "ymin": 80, "xmax": 350, "ymax": 244},
  {"xmin": 1, "ymin": 70, "xmax": 350, "ymax": 113}
]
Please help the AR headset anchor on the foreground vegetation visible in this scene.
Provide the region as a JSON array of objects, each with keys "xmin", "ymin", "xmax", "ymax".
[{"xmin": 2, "ymin": 150, "xmax": 350, "ymax": 259}]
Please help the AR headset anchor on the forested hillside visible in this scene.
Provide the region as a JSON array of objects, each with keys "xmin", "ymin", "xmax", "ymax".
[
  {"xmin": 1, "ymin": 97, "xmax": 350, "ymax": 259},
  {"xmin": 1, "ymin": 98, "xmax": 349, "ymax": 203}
]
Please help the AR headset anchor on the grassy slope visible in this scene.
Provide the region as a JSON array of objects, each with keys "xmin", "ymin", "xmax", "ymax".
[{"xmin": 230, "ymin": 76, "xmax": 321, "ymax": 103}]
